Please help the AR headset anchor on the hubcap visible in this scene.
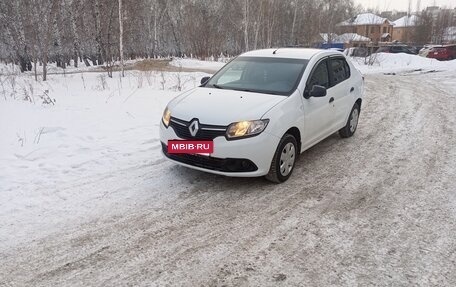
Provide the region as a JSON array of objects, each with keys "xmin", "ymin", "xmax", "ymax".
[
  {"xmin": 350, "ymin": 108, "xmax": 359, "ymax": 133},
  {"xmin": 279, "ymin": 142, "xmax": 296, "ymax": 176}
]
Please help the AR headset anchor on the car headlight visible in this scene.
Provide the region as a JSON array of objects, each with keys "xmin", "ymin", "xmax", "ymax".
[
  {"xmin": 162, "ymin": 107, "xmax": 171, "ymax": 127},
  {"xmin": 226, "ymin": 119, "xmax": 269, "ymax": 139}
]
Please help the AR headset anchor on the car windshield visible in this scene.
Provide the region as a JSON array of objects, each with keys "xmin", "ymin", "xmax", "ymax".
[{"xmin": 205, "ymin": 56, "xmax": 308, "ymax": 96}]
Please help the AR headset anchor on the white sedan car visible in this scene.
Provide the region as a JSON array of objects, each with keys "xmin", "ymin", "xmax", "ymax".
[{"xmin": 160, "ymin": 48, "xmax": 364, "ymax": 183}]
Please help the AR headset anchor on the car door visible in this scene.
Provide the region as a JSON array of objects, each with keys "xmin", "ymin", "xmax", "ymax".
[
  {"xmin": 328, "ymin": 56, "xmax": 353, "ymax": 129},
  {"xmin": 301, "ymin": 58, "xmax": 334, "ymax": 147}
]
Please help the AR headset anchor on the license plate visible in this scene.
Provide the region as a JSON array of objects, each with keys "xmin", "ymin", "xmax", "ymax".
[{"xmin": 167, "ymin": 140, "xmax": 214, "ymax": 154}]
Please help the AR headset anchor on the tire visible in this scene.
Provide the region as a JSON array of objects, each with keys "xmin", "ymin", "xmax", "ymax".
[
  {"xmin": 339, "ymin": 103, "xmax": 360, "ymax": 138},
  {"xmin": 265, "ymin": 134, "xmax": 298, "ymax": 183}
]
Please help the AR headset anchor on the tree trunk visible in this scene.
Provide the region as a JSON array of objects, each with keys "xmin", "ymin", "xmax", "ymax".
[
  {"xmin": 93, "ymin": 0, "xmax": 104, "ymax": 65},
  {"xmin": 119, "ymin": 0, "xmax": 125, "ymax": 77},
  {"xmin": 34, "ymin": 58, "xmax": 37, "ymax": 81},
  {"xmin": 243, "ymin": 0, "xmax": 249, "ymax": 51},
  {"xmin": 42, "ymin": 55, "xmax": 48, "ymax": 81},
  {"xmin": 53, "ymin": 1, "xmax": 64, "ymax": 69},
  {"xmin": 291, "ymin": 0, "xmax": 299, "ymax": 45},
  {"xmin": 69, "ymin": 0, "xmax": 88, "ymax": 67},
  {"xmin": 42, "ymin": 0, "xmax": 59, "ymax": 81}
]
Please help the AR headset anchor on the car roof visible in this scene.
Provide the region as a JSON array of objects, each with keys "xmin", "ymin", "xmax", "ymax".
[{"xmin": 240, "ymin": 48, "xmax": 339, "ymax": 60}]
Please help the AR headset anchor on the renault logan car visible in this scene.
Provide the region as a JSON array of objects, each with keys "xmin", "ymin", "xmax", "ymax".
[{"xmin": 160, "ymin": 48, "xmax": 364, "ymax": 183}]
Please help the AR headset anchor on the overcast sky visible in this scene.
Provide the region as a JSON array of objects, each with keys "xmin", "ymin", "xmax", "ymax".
[{"xmin": 354, "ymin": 0, "xmax": 456, "ymax": 12}]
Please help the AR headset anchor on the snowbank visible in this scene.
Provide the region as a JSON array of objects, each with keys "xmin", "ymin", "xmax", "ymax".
[
  {"xmin": 351, "ymin": 53, "xmax": 456, "ymax": 74},
  {"xmin": 169, "ymin": 53, "xmax": 456, "ymax": 76},
  {"xmin": 170, "ymin": 58, "xmax": 227, "ymax": 71}
]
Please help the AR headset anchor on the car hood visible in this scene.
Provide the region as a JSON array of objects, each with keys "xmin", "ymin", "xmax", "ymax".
[{"xmin": 168, "ymin": 87, "xmax": 286, "ymax": 125}]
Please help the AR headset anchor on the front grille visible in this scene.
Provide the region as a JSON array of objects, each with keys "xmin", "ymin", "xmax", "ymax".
[
  {"xmin": 162, "ymin": 143, "xmax": 257, "ymax": 172},
  {"xmin": 169, "ymin": 117, "xmax": 227, "ymax": 140}
]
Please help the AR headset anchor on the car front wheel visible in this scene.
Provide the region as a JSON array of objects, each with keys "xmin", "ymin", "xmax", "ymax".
[{"xmin": 265, "ymin": 134, "xmax": 298, "ymax": 183}]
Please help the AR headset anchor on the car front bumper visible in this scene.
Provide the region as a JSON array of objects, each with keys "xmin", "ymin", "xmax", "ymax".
[{"xmin": 159, "ymin": 121, "xmax": 280, "ymax": 177}]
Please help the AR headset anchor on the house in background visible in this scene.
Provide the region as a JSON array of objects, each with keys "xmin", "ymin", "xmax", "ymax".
[
  {"xmin": 337, "ymin": 13, "xmax": 394, "ymax": 44},
  {"xmin": 392, "ymin": 15, "xmax": 419, "ymax": 43}
]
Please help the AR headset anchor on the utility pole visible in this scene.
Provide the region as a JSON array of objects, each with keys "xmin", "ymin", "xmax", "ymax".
[{"xmin": 119, "ymin": 0, "xmax": 125, "ymax": 77}]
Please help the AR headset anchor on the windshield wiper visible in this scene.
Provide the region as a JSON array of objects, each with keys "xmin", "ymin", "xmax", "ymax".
[
  {"xmin": 233, "ymin": 88, "xmax": 284, "ymax": 96},
  {"xmin": 212, "ymin": 84, "xmax": 225, "ymax": 89},
  {"xmin": 233, "ymin": 88, "xmax": 253, "ymax": 92}
]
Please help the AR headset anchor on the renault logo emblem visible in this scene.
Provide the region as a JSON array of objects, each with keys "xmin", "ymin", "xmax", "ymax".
[{"xmin": 189, "ymin": 119, "xmax": 199, "ymax": 137}]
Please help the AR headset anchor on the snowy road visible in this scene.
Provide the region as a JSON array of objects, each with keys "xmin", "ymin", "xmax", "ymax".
[{"xmin": 2, "ymin": 71, "xmax": 456, "ymax": 286}]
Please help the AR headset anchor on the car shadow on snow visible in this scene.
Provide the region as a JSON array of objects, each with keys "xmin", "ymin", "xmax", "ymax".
[{"xmin": 164, "ymin": 132, "xmax": 348, "ymax": 190}]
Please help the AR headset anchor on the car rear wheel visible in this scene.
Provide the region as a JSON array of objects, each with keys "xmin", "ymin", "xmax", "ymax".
[
  {"xmin": 265, "ymin": 134, "xmax": 298, "ymax": 183},
  {"xmin": 339, "ymin": 103, "xmax": 360, "ymax": 138}
]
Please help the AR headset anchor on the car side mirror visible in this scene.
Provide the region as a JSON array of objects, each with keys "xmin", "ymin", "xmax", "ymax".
[
  {"xmin": 304, "ymin": 85, "xmax": 327, "ymax": 99},
  {"xmin": 200, "ymin": 76, "xmax": 210, "ymax": 85}
]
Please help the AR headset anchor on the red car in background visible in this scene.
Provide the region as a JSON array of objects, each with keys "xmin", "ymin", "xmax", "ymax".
[{"xmin": 426, "ymin": 45, "xmax": 456, "ymax": 61}]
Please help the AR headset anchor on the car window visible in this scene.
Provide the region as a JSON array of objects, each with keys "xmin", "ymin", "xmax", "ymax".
[
  {"xmin": 307, "ymin": 60, "xmax": 329, "ymax": 89},
  {"xmin": 206, "ymin": 57, "xmax": 308, "ymax": 96},
  {"xmin": 216, "ymin": 62, "xmax": 245, "ymax": 84},
  {"xmin": 404, "ymin": 47, "xmax": 414, "ymax": 54},
  {"xmin": 329, "ymin": 57, "xmax": 350, "ymax": 86}
]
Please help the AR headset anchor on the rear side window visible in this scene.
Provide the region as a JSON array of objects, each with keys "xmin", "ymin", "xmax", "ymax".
[{"xmin": 330, "ymin": 57, "xmax": 350, "ymax": 86}]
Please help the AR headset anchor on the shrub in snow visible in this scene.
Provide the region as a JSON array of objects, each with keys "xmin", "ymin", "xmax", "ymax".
[
  {"xmin": 96, "ymin": 74, "xmax": 108, "ymax": 90},
  {"xmin": 144, "ymin": 71, "xmax": 153, "ymax": 86},
  {"xmin": 160, "ymin": 72, "xmax": 166, "ymax": 90},
  {"xmin": 39, "ymin": 90, "xmax": 55, "ymax": 105}
]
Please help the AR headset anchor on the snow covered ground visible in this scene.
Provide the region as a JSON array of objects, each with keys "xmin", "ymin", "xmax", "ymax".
[
  {"xmin": 0, "ymin": 68, "xmax": 211, "ymax": 245},
  {"xmin": 1, "ymin": 54, "xmax": 456, "ymax": 286}
]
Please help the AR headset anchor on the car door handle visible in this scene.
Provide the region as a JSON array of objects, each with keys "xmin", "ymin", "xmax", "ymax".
[
  {"xmin": 329, "ymin": 97, "xmax": 334, "ymax": 103},
  {"xmin": 350, "ymin": 87, "xmax": 355, "ymax": 92}
]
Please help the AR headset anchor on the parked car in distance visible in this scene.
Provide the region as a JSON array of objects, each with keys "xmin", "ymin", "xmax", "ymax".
[
  {"xmin": 375, "ymin": 45, "xmax": 417, "ymax": 54},
  {"xmin": 412, "ymin": 45, "xmax": 423, "ymax": 54},
  {"xmin": 419, "ymin": 44, "xmax": 439, "ymax": 57},
  {"xmin": 160, "ymin": 48, "xmax": 364, "ymax": 183},
  {"xmin": 426, "ymin": 44, "xmax": 456, "ymax": 61}
]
